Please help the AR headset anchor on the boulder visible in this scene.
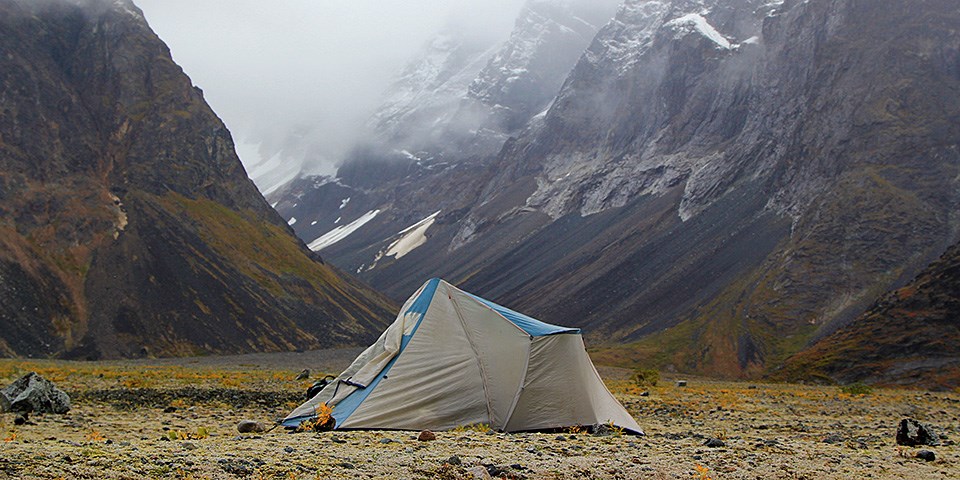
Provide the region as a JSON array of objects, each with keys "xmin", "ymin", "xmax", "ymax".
[
  {"xmin": 896, "ymin": 419, "xmax": 940, "ymax": 446},
  {"xmin": 0, "ymin": 392, "xmax": 10, "ymax": 412},
  {"xmin": 418, "ymin": 430, "xmax": 436, "ymax": 441},
  {"xmin": 2, "ymin": 372, "xmax": 70, "ymax": 414}
]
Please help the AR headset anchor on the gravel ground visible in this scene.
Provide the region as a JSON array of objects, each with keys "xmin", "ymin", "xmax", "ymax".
[{"xmin": 0, "ymin": 353, "xmax": 958, "ymax": 479}]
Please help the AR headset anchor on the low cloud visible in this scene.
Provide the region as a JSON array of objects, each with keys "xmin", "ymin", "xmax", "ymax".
[{"xmin": 136, "ymin": 0, "xmax": 527, "ymax": 182}]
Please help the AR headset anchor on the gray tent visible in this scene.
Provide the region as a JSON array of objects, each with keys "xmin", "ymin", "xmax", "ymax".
[{"xmin": 283, "ymin": 278, "xmax": 641, "ymax": 433}]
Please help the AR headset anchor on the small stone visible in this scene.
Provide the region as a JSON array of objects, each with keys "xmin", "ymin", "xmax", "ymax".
[
  {"xmin": 916, "ymin": 450, "xmax": 936, "ymax": 461},
  {"xmin": 237, "ymin": 420, "xmax": 265, "ymax": 433},
  {"xmin": 405, "ymin": 447, "xmax": 415, "ymax": 453},
  {"xmin": 283, "ymin": 446, "xmax": 294, "ymax": 453},
  {"xmin": 163, "ymin": 406, "xmax": 177, "ymax": 413},
  {"xmin": 14, "ymin": 413, "xmax": 28, "ymax": 425},
  {"xmin": 181, "ymin": 442, "xmax": 197, "ymax": 450},
  {"xmin": 676, "ymin": 380, "xmax": 688, "ymax": 387},
  {"xmin": 704, "ymin": 438, "xmax": 725, "ymax": 448},
  {"xmin": 823, "ymin": 434, "xmax": 843, "ymax": 444},
  {"xmin": 467, "ymin": 465, "xmax": 492, "ymax": 479},
  {"xmin": 330, "ymin": 435, "xmax": 346, "ymax": 444},
  {"xmin": 446, "ymin": 455, "xmax": 462, "ymax": 465},
  {"xmin": 379, "ymin": 438, "xmax": 393, "ymax": 444},
  {"xmin": 555, "ymin": 435, "xmax": 567, "ymax": 441},
  {"xmin": 640, "ymin": 391, "xmax": 650, "ymax": 397},
  {"xmin": 418, "ymin": 430, "xmax": 436, "ymax": 441},
  {"xmin": 337, "ymin": 462, "xmax": 355, "ymax": 469}
]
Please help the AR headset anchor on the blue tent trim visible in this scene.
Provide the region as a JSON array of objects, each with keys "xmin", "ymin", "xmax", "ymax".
[
  {"xmin": 330, "ymin": 277, "xmax": 440, "ymax": 427},
  {"xmin": 468, "ymin": 292, "xmax": 580, "ymax": 336}
]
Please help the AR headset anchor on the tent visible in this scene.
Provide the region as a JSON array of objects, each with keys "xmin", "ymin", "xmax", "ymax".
[{"xmin": 283, "ymin": 278, "xmax": 642, "ymax": 434}]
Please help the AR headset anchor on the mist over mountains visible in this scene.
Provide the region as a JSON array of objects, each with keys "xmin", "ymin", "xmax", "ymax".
[{"xmin": 270, "ymin": 0, "xmax": 960, "ymax": 382}]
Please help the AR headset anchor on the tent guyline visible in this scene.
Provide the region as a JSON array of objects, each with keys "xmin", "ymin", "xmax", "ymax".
[{"xmin": 283, "ymin": 278, "xmax": 642, "ymax": 434}]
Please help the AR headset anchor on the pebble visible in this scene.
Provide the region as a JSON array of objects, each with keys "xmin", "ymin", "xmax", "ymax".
[
  {"xmin": 640, "ymin": 391, "xmax": 650, "ymax": 397},
  {"xmin": 284, "ymin": 446, "xmax": 294, "ymax": 453},
  {"xmin": 467, "ymin": 465, "xmax": 492, "ymax": 479},
  {"xmin": 418, "ymin": 430, "xmax": 436, "ymax": 441},
  {"xmin": 446, "ymin": 455, "xmax": 462, "ymax": 465},
  {"xmin": 916, "ymin": 450, "xmax": 936, "ymax": 462},
  {"xmin": 181, "ymin": 442, "xmax": 197, "ymax": 450},
  {"xmin": 379, "ymin": 438, "xmax": 394, "ymax": 444},
  {"xmin": 237, "ymin": 420, "xmax": 265, "ymax": 433},
  {"xmin": 14, "ymin": 413, "xmax": 28, "ymax": 425},
  {"xmin": 704, "ymin": 438, "xmax": 725, "ymax": 448},
  {"xmin": 676, "ymin": 380, "xmax": 688, "ymax": 387}
]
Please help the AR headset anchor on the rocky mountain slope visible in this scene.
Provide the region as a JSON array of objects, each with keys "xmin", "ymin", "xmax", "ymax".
[
  {"xmin": 780, "ymin": 241, "xmax": 960, "ymax": 390},
  {"xmin": 273, "ymin": 0, "xmax": 960, "ymax": 378},
  {"xmin": 0, "ymin": 0, "xmax": 394, "ymax": 359}
]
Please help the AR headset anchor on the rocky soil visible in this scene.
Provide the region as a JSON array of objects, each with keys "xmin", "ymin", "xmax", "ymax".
[{"xmin": 0, "ymin": 353, "xmax": 957, "ymax": 479}]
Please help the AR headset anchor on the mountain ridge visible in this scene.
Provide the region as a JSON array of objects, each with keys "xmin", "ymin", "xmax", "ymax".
[{"xmin": 0, "ymin": 0, "xmax": 395, "ymax": 359}]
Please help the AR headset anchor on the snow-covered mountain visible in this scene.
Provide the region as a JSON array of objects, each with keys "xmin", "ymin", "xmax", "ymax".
[{"xmin": 271, "ymin": 0, "xmax": 960, "ymax": 379}]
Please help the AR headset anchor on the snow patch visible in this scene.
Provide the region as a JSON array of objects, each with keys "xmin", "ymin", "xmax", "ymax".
[
  {"xmin": 385, "ymin": 211, "xmax": 441, "ymax": 259},
  {"xmin": 307, "ymin": 210, "xmax": 380, "ymax": 252},
  {"xmin": 339, "ymin": 197, "xmax": 351, "ymax": 210},
  {"xmin": 665, "ymin": 13, "xmax": 731, "ymax": 50},
  {"xmin": 287, "ymin": 217, "xmax": 297, "ymax": 226},
  {"xmin": 310, "ymin": 220, "xmax": 318, "ymax": 226}
]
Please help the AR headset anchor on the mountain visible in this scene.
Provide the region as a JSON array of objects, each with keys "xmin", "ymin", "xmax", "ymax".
[
  {"xmin": 273, "ymin": 0, "xmax": 960, "ymax": 379},
  {"xmin": 0, "ymin": 0, "xmax": 394, "ymax": 359},
  {"xmin": 779, "ymin": 241, "xmax": 960, "ymax": 390}
]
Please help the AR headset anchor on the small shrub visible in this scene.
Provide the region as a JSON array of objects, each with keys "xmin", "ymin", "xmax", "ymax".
[
  {"xmin": 565, "ymin": 424, "xmax": 587, "ymax": 435},
  {"xmin": 632, "ymin": 368, "xmax": 660, "ymax": 387},
  {"xmin": 839, "ymin": 382, "xmax": 873, "ymax": 396},
  {"xmin": 451, "ymin": 423, "xmax": 491, "ymax": 433},
  {"xmin": 296, "ymin": 403, "xmax": 335, "ymax": 432},
  {"xmin": 692, "ymin": 464, "xmax": 714, "ymax": 480}
]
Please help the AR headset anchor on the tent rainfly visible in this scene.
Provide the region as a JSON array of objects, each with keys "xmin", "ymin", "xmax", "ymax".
[{"xmin": 283, "ymin": 278, "xmax": 642, "ymax": 434}]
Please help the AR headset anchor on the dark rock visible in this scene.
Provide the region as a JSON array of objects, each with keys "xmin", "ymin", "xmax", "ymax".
[
  {"xmin": 676, "ymin": 381, "xmax": 688, "ymax": 387},
  {"xmin": 446, "ymin": 455, "xmax": 462, "ymax": 465},
  {"xmin": 14, "ymin": 413, "xmax": 28, "ymax": 425},
  {"xmin": 163, "ymin": 406, "xmax": 177, "ymax": 413},
  {"xmin": 418, "ymin": 430, "xmax": 436, "ymax": 441},
  {"xmin": 337, "ymin": 462, "xmax": 355, "ymax": 469},
  {"xmin": 592, "ymin": 423, "xmax": 619, "ymax": 436},
  {"xmin": 379, "ymin": 438, "xmax": 393, "ymax": 444},
  {"xmin": 640, "ymin": 391, "xmax": 650, "ymax": 397},
  {"xmin": 896, "ymin": 419, "xmax": 940, "ymax": 446},
  {"xmin": 2, "ymin": 373, "xmax": 70, "ymax": 414},
  {"xmin": 294, "ymin": 369, "xmax": 310, "ymax": 381},
  {"xmin": 916, "ymin": 450, "xmax": 936, "ymax": 461},
  {"xmin": 555, "ymin": 435, "xmax": 567, "ymax": 441},
  {"xmin": 704, "ymin": 438, "xmax": 725, "ymax": 448},
  {"xmin": 823, "ymin": 434, "xmax": 844, "ymax": 444},
  {"xmin": 283, "ymin": 446, "xmax": 294, "ymax": 453},
  {"xmin": 483, "ymin": 464, "xmax": 508, "ymax": 477},
  {"xmin": 237, "ymin": 420, "xmax": 265, "ymax": 433},
  {"xmin": 181, "ymin": 442, "xmax": 197, "ymax": 450}
]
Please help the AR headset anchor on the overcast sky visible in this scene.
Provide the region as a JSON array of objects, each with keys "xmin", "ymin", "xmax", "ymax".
[{"xmin": 136, "ymin": 0, "xmax": 526, "ymax": 185}]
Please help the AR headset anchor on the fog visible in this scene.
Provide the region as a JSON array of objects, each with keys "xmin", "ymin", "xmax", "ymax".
[{"xmin": 136, "ymin": 0, "xmax": 526, "ymax": 192}]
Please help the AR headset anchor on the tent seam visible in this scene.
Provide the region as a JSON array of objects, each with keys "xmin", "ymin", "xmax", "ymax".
[
  {"xmin": 447, "ymin": 287, "xmax": 497, "ymax": 428},
  {"xmin": 500, "ymin": 337, "xmax": 532, "ymax": 432}
]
